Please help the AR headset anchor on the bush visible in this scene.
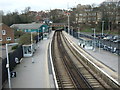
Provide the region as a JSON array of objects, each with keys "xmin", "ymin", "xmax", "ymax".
[
  {"xmin": 12, "ymin": 45, "xmax": 18, "ymax": 50},
  {"xmin": 14, "ymin": 31, "xmax": 25, "ymax": 39},
  {"xmin": 18, "ymin": 33, "xmax": 37, "ymax": 45}
]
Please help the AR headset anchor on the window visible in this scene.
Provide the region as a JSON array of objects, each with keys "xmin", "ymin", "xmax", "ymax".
[
  {"xmin": 2, "ymin": 30, "xmax": 6, "ymax": 35},
  {"xmin": 0, "ymin": 38, "xmax": 2, "ymax": 41},
  {"xmin": 6, "ymin": 37, "xmax": 11, "ymax": 41}
]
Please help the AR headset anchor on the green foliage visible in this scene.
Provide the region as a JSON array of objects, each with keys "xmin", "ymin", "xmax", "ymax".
[
  {"xmin": 82, "ymin": 29, "xmax": 91, "ymax": 33},
  {"xmin": 18, "ymin": 33, "xmax": 31, "ymax": 45},
  {"xmin": 50, "ymin": 9, "xmax": 67, "ymax": 23},
  {"xmin": 2, "ymin": 7, "xmax": 34, "ymax": 26},
  {"xmin": 103, "ymin": 30, "xmax": 119, "ymax": 35},
  {"xmin": 18, "ymin": 33, "xmax": 36, "ymax": 45},
  {"xmin": 11, "ymin": 45, "xmax": 18, "ymax": 50},
  {"xmin": 14, "ymin": 31, "xmax": 25, "ymax": 39}
]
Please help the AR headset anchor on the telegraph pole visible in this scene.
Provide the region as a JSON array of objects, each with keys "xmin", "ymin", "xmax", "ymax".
[
  {"xmin": 68, "ymin": 13, "xmax": 70, "ymax": 34},
  {"xmin": 102, "ymin": 21, "xmax": 104, "ymax": 36},
  {"xmin": 67, "ymin": 2, "xmax": 70, "ymax": 34}
]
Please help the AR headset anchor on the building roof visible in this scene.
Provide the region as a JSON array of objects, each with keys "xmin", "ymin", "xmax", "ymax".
[
  {"xmin": 0, "ymin": 23, "xmax": 14, "ymax": 31},
  {"xmin": 10, "ymin": 23, "xmax": 44, "ymax": 30}
]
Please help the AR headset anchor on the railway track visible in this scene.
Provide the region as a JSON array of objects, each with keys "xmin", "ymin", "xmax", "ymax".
[
  {"xmin": 52, "ymin": 31, "xmax": 76, "ymax": 88},
  {"xmin": 51, "ymin": 31, "xmax": 117, "ymax": 89}
]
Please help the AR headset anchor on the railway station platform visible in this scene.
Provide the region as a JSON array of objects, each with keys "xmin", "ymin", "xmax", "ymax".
[
  {"xmin": 3, "ymin": 30, "xmax": 119, "ymax": 89},
  {"xmin": 63, "ymin": 31, "xmax": 119, "ymax": 82},
  {"xmin": 3, "ymin": 31, "xmax": 55, "ymax": 88}
]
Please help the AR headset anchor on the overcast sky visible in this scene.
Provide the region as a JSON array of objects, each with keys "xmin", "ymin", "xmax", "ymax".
[{"xmin": 0, "ymin": 0, "xmax": 105, "ymax": 13}]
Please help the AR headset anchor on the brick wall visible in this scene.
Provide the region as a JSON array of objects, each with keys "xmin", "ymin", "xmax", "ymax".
[{"xmin": 0, "ymin": 24, "xmax": 14, "ymax": 44}]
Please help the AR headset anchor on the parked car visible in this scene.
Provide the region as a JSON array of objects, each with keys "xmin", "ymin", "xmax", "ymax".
[
  {"xmin": 113, "ymin": 35, "xmax": 118, "ymax": 40},
  {"xmin": 113, "ymin": 40, "xmax": 120, "ymax": 43},
  {"xmin": 98, "ymin": 33, "xmax": 107, "ymax": 39},
  {"xmin": 115, "ymin": 49, "xmax": 120, "ymax": 55},
  {"xmin": 96, "ymin": 43, "xmax": 104, "ymax": 48},
  {"xmin": 103, "ymin": 45, "xmax": 108, "ymax": 51},
  {"xmin": 111, "ymin": 47, "xmax": 116, "ymax": 53},
  {"xmin": 103, "ymin": 35, "xmax": 113, "ymax": 41},
  {"xmin": 100, "ymin": 43, "xmax": 104, "ymax": 48},
  {"xmin": 110, "ymin": 35, "xmax": 119, "ymax": 42},
  {"xmin": 107, "ymin": 46, "xmax": 112, "ymax": 51}
]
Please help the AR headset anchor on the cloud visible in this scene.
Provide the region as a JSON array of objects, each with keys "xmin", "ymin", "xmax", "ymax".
[{"xmin": 0, "ymin": 0, "xmax": 105, "ymax": 13}]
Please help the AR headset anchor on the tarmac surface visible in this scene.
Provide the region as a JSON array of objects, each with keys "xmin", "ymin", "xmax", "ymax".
[{"xmin": 4, "ymin": 31, "xmax": 55, "ymax": 88}]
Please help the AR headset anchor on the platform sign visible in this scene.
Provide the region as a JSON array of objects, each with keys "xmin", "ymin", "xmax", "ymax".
[{"xmin": 10, "ymin": 72, "xmax": 17, "ymax": 78}]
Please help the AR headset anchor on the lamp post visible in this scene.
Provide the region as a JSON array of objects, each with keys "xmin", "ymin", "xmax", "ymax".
[
  {"xmin": 49, "ymin": 21, "xmax": 53, "ymax": 34},
  {"xmin": 71, "ymin": 26, "xmax": 73, "ymax": 36},
  {"xmin": 98, "ymin": 40, "xmax": 101, "ymax": 52},
  {"xmin": 102, "ymin": 21, "xmax": 104, "ymax": 36},
  {"xmin": 37, "ymin": 29, "xmax": 40, "ymax": 47},
  {"xmin": 6, "ymin": 43, "xmax": 18, "ymax": 89},
  {"xmin": 92, "ymin": 28, "xmax": 96, "ymax": 51},
  {"xmin": 38, "ymin": 29, "xmax": 39, "ymax": 42},
  {"xmin": 31, "ymin": 31, "xmax": 35, "ymax": 63},
  {"xmin": 77, "ymin": 27, "xmax": 79, "ymax": 39},
  {"xmin": 31, "ymin": 31, "xmax": 33, "ymax": 54},
  {"xmin": 64, "ymin": 25, "xmax": 66, "ymax": 31},
  {"xmin": 67, "ymin": 13, "xmax": 70, "ymax": 34}
]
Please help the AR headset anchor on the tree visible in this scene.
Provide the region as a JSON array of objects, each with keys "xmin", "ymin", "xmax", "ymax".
[
  {"xmin": 49, "ymin": 9, "xmax": 67, "ymax": 23},
  {"xmin": 99, "ymin": 1, "xmax": 118, "ymax": 31},
  {"xmin": 70, "ymin": 8, "xmax": 77, "ymax": 27},
  {"xmin": 14, "ymin": 31, "xmax": 25, "ymax": 39},
  {"xmin": 18, "ymin": 33, "xmax": 36, "ymax": 45},
  {"xmin": 2, "ymin": 7, "xmax": 34, "ymax": 26},
  {"xmin": 24, "ymin": 7, "xmax": 31, "ymax": 14}
]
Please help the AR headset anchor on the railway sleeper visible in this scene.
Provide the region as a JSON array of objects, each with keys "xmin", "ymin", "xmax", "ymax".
[
  {"xmin": 87, "ymin": 78, "xmax": 98, "ymax": 81},
  {"xmin": 78, "ymin": 68, "xmax": 88, "ymax": 72},
  {"xmin": 63, "ymin": 85, "xmax": 75, "ymax": 88},
  {"xmin": 88, "ymin": 80, "xmax": 99, "ymax": 83},
  {"xmin": 79, "ymin": 71, "xmax": 89, "ymax": 75},
  {"xmin": 90, "ymin": 83, "xmax": 102, "ymax": 87},
  {"xmin": 88, "ymin": 81, "xmax": 101, "ymax": 85},
  {"xmin": 83, "ymin": 74, "xmax": 92, "ymax": 77},
  {"xmin": 77, "ymin": 66, "xmax": 84, "ymax": 68},
  {"xmin": 85, "ymin": 76, "xmax": 94, "ymax": 79},
  {"xmin": 61, "ymin": 79, "xmax": 72, "ymax": 82},
  {"xmin": 63, "ymin": 83, "xmax": 74, "ymax": 86}
]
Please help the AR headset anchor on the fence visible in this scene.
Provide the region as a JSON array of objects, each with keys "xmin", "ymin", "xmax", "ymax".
[
  {"xmin": 34, "ymin": 33, "xmax": 43, "ymax": 43},
  {"xmin": 0, "ymin": 58, "xmax": 2, "ymax": 89},
  {"xmin": 2, "ymin": 45, "xmax": 23, "ymax": 88}
]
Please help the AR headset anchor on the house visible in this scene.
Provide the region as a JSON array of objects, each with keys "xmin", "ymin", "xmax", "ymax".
[
  {"xmin": 76, "ymin": 4, "xmax": 102, "ymax": 25},
  {"xmin": 0, "ymin": 23, "xmax": 14, "ymax": 44}
]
